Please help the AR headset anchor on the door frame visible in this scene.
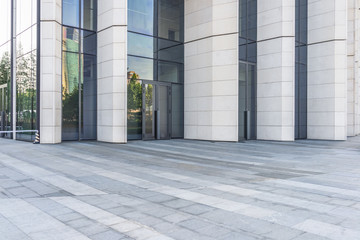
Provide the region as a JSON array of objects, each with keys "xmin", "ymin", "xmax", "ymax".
[
  {"xmin": 239, "ymin": 61, "xmax": 257, "ymax": 141},
  {"xmin": 141, "ymin": 80, "xmax": 172, "ymax": 140}
]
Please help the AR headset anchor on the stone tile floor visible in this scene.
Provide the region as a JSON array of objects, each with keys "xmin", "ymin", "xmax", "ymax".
[{"xmin": 0, "ymin": 137, "xmax": 360, "ymax": 240}]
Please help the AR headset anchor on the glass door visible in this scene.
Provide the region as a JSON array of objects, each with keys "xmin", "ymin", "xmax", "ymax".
[
  {"xmin": 142, "ymin": 82, "xmax": 171, "ymax": 140},
  {"xmin": 142, "ymin": 83, "xmax": 155, "ymax": 140},
  {"xmin": 157, "ymin": 84, "xmax": 171, "ymax": 140},
  {"xmin": 239, "ymin": 62, "xmax": 257, "ymax": 140}
]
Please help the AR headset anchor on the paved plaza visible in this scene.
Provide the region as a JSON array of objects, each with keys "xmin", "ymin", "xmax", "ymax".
[{"xmin": 0, "ymin": 137, "xmax": 360, "ymax": 240}]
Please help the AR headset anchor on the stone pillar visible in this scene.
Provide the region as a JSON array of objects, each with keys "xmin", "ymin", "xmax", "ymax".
[
  {"xmin": 39, "ymin": 0, "xmax": 62, "ymax": 144},
  {"xmin": 184, "ymin": 0, "xmax": 238, "ymax": 142},
  {"xmin": 348, "ymin": 0, "xmax": 356, "ymax": 137},
  {"xmin": 308, "ymin": 0, "xmax": 347, "ymax": 140},
  {"xmin": 97, "ymin": 0, "xmax": 127, "ymax": 143},
  {"xmin": 256, "ymin": 0, "xmax": 296, "ymax": 141}
]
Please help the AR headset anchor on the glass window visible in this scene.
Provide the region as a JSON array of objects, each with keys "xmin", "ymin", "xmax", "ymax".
[
  {"xmin": 128, "ymin": 56, "xmax": 154, "ymax": 80},
  {"xmin": 82, "ymin": 0, "xmax": 96, "ymax": 31},
  {"xmin": 62, "ymin": 52, "xmax": 80, "ymax": 140},
  {"xmin": 128, "ymin": 0, "xmax": 154, "ymax": 35},
  {"xmin": 63, "ymin": 27, "xmax": 80, "ymax": 53},
  {"xmin": 128, "ymin": 32, "xmax": 155, "ymax": 58},
  {"xmin": 171, "ymin": 84, "xmax": 183, "ymax": 138},
  {"xmin": 17, "ymin": 0, "xmax": 33, "ymax": 34},
  {"xmin": 0, "ymin": 0, "xmax": 11, "ymax": 45},
  {"xmin": 82, "ymin": 30, "xmax": 96, "ymax": 55},
  {"xmin": 63, "ymin": 0, "xmax": 80, "ymax": 28},
  {"xmin": 81, "ymin": 54, "xmax": 97, "ymax": 139},
  {"xmin": 158, "ymin": 0, "xmax": 184, "ymax": 42},
  {"xmin": 158, "ymin": 61, "xmax": 183, "ymax": 84},
  {"xmin": 158, "ymin": 39, "xmax": 184, "ymax": 63},
  {"xmin": 127, "ymin": 78, "xmax": 142, "ymax": 140}
]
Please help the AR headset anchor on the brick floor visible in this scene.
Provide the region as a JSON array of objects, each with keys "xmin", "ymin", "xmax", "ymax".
[{"xmin": 0, "ymin": 137, "xmax": 360, "ymax": 240}]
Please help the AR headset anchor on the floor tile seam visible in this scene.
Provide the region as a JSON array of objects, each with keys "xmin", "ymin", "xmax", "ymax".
[
  {"xmin": 50, "ymin": 196, "xmax": 175, "ymax": 240},
  {"xmin": 0, "ymin": 198, "xmax": 92, "ymax": 240},
  {"xmin": 0, "ymin": 155, "xmax": 106, "ymax": 196}
]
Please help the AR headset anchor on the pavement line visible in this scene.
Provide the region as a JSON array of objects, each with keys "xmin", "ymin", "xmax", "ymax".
[
  {"xmin": 66, "ymin": 151, "xmax": 339, "ymax": 214},
  {"xmin": 51, "ymin": 197, "xmax": 174, "ymax": 240},
  {"xmin": 0, "ymin": 153, "xmax": 105, "ymax": 196},
  {"xmin": 267, "ymin": 179, "xmax": 360, "ymax": 198},
  {"xmin": 293, "ymin": 219, "xmax": 360, "ymax": 240},
  {"xmin": 0, "ymin": 199, "xmax": 91, "ymax": 240}
]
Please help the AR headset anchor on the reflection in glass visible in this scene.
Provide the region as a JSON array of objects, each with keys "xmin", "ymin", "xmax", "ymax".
[
  {"xmin": 238, "ymin": 63, "xmax": 246, "ymax": 140},
  {"xmin": 158, "ymin": 61, "xmax": 183, "ymax": 84},
  {"xmin": 128, "ymin": 32, "xmax": 155, "ymax": 59},
  {"xmin": 63, "ymin": 27, "xmax": 80, "ymax": 53},
  {"xmin": 171, "ymin": 84, "xmax": 183, "ymax": 138},
  {"xmin": 128, "ymin": 56, "xmax": 154, "ymax": 80},
  {"xmin": 81, "ymin": 54, "xmax": 97, "ymax": 139},
  {"xmin": 63, "ymin": 0, "xmax": 80, "ymax": 27},
  {"xmin": 144, "ymin": 84, "xmax": 155, "ymax": 137},
  {"xmin": 0, "ymin": 44, "xmax": 12, "ymax": 138},
  {"xmin": 128, "ymin": 0, "xmax": 154, "ymax": 35},
  {"xmin": 0, "ymin": 0, "xmax": 11, "ymax": 45},
  {"xmin": 158, "ymin": 39, "xmax": 184, "ymax": 63},
  {"xmin": 82, "ymin": 0, "xmax": 96, "ymax": 31},
  {"xmin": 62, "ymin": 52, "xmax": 80, "ymax": 140},
  {"xmin": 82, "ymin": 30, "xmax": 96, "ymax": 55},
  {"xmin": 127, "ymin": 75, "xmax": 142, "ymax": 140},
  {"xmin": 16, "ymin": 51, "xmax": 37, "ymax": 141},
  {"xmin": 158, "ymin": 0, "xmax": 184, "ymax": 42}
]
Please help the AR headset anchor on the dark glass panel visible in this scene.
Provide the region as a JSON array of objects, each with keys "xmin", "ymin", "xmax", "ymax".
[
  {"xmin": 128, "ymin": 56, "xmax": 154, "ymax": 80},
  {"xmin": 81, "ymin": 0, "xmax": 97, "ymax": 31},
  {"xmin": 62, "ymin": 52, "xmax": 80, "ymax": 140},
  {"xmin": 82, "ymin": 30, "xmax": 97, "ymax": 55},
  {"xmin": 171, "ymin": 84, "xmax": 183, "ymax": 138},
  {"xmin": 158, "ymin": 0, "xmax": 184, "ymax": 42},
  {"xmin": 239, "ymin": 43, "xmax": 247, "ymax": 62},
  {"xmin": 158, "ymin": 38, "xmax": 184, "ymax": 63},
  {"xmin": 63, "ymin": 27, "xmax": 80, "ymax": 53},
  {"xmin": 63, "ymin": 0, "xmax": 80, "ymax": 28},
  {"xmin": 128, "ymin": 0, "xmax": 154, "ymax": 36},
  {"xmin": 81, "ymin": 54, "xmax": 97, "ymax": 139},
  {"xmin": 247, "ymin": 41, "xmax": 257, "ymax": 63},
  {"xmin": 127, "ymin": 77, "xmax": 142, "ymax": 140},
  {"xmin": 128, "ymin": 32, "xmax": 155, "ymax": 58},
  {"xmin": 158, "ymin": 61, "xmax": 183, "ymax": 84},
  {"xmin": 247, "ymin": 0, "xmax": 257, "ymax": 41},
  {"xmin": 238, "ymin": 63, "xmax": 247, "ymax": 140},
  {"xmin": 239, "ymin": 0, "xmax": 247, "ymax": 38}
]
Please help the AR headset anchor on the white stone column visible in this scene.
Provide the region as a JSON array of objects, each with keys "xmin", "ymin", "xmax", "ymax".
[
  {"xmin": 97, "ymin": 0, "xmax": 127, "ymax": 143},
  {"xmin": 39, "ymin": 0, "xmax": 62, "ymax": 144},
  {"xmin": 348, "ymin": 0, "xmax": 356, "ymax": 137},
  {"xmin": 308, "ymin": 0, "xmax": 347, "ymax": 140},
  {"xmin": 256, "ymin": 0, "xmax": 296, "ymax": 141},
  {"xmin": 184, "ymin": 0, "xmax": 238, "ymax": 142}
]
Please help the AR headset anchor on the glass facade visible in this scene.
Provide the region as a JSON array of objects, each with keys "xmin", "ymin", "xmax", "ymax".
[
  {"xmin": 0, "ymin": 0, "xmax": 12, "ymax": 139},
  {"xmin": 62, "ymin": 0, "xmax": 97, "ymax": 141},
  {"xmin": 127, "ymin": 0, "xmax": 184, "ymax": 140},
  {"xmin": 16, "ymin": 0, "xmax": 38, "ymax": 141},
  {"xmin": 295, "ymin": 0, "xmax": 308, "ymax": 139},
  {"xmin": 239, "ymin": 0, "xmax": 257, "ymax": 141}
]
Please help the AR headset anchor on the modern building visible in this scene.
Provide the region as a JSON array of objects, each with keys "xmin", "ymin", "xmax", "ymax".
[{"xmin": 0, "ymin": 0, "xmax": 359, "ymax": 144}]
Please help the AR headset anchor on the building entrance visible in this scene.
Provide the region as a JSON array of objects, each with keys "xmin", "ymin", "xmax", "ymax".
[{"xmin": 142, "ymin": 82, "xmax": 171, "ymax": 140}]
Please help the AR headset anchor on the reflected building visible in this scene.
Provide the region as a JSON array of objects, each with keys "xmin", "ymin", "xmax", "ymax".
[{"xmin": 0, "ymin": 0, "xmax": 360, "ymax": 143}]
